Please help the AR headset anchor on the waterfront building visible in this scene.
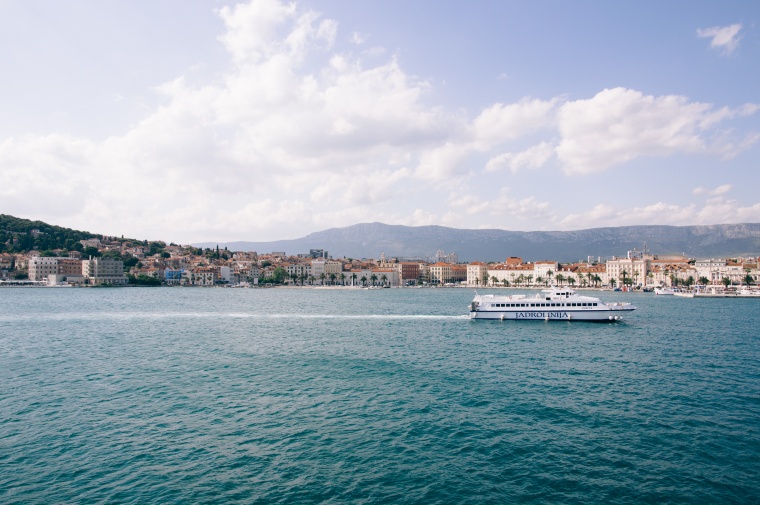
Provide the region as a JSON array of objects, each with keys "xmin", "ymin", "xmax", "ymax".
[
  {"xmin": 466, "ymin": 262, "xmax": 489, "ymax": 286},
  {"xmin": 28, "ymin": 256, "xmax": 59, "ymax": 281},
  {"xmin": 82, "ymin": 257, "xmax": 128, "ymax": 286},
  {"xmin": 533, "ymin": 261, "xmax": 560, "ymax": 285},
  {"xmin": 429, "ymin": 262, "xmax": 453, "ymax": 284},
  {"xmin": 397, "ymin": 262, "xmax": 421, "ymax": 285},
  {"xmin": 372, "ymin": 268, "xmax": 399, "ymax": 287},
  {"xmin": 58, "ymin": 258, "xmax": 83, "ymax": 276}
]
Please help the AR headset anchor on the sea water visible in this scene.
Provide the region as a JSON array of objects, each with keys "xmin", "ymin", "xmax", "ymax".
[{"xmin": 1, "ymin": 287, "xmax": 758, "ymax": 504}]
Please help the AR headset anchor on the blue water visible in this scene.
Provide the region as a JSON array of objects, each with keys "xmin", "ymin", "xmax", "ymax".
[{"xmin": 1, "ymin": 287, "xmax": 758, "ymax": 504}]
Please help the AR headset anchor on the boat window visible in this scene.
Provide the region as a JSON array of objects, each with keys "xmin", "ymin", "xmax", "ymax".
[
  {"xmin": 582, "ymin": 303, "xmax": 587, "ymax": 306},
  {"xmin": 593, "ymin": 303, "xmax": 597, "ymax": 306}
]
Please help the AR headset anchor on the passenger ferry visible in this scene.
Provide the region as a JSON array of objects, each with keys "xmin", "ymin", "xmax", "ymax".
[{"xmin": 469, "ymin": 287, "xmax": 636, "ymax": 321}]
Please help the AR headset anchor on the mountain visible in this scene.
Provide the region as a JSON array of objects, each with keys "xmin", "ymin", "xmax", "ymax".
[{"xmin": 195, "ymin": 222, "xmax": 760, "ymax": 262}]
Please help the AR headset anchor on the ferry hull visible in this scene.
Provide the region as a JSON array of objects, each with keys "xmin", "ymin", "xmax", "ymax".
[{"xmin": 469, "ymin": 308, "xmax": 635, "ymax": 321}]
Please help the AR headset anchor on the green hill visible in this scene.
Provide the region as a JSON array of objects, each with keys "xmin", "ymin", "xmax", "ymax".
[{"xmin": 0, "ymin": 214, "xmax": 100, "ymax": 254}]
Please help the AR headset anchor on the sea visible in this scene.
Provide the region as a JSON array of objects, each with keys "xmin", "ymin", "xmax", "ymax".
[{"xmin": 1, "ymin": 286, "xmax": 758, "ymax": 504}]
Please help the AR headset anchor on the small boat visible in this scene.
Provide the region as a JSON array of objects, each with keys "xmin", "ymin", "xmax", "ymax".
[
  {"xmin": 469, "ymin": 287, "xmax": 635, "ymax": 322},
  {"xmin": 654, "ymin": 287, "xmax": 675, "ymax": 295}
]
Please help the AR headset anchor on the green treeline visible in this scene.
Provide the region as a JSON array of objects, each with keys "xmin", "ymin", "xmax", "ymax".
[{"xmin": 0, "ymin": 214, "xmax": 101, "ymax": 254}]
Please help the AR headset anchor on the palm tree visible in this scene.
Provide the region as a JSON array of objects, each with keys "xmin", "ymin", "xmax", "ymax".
[
  {"xmin": 744, "ymin": 273, "xmax": 754, "ymax": 286},
  {"xmin": 351, "ymin": 273, "xmax": 358, "ymax": 286},
  {"xmin": 536, "ymin": 276, "xmax": 544, "ymax": 286},
  {"xmin": 556, "ymin": 273, "xmax": 565, "ymax": 286},
  {"xmin": 545, "ymin": 270, "xmax": 553, "ymax": 287},
  {"xmin": 567, "ymin": 276, "xmax": 576, "ymax": 287},
  {"xmin": 381, "ymin": 274, "xmax": 387, "ymax": 286},
  {"xmin": 340, "ymin": 273, "xmax": 346, "ymax": 285},
  {"xmin": 370, "ymin": 274, "xmax": 378, "ymax": 286},
  {"xmin": 481, "ymin": 272, "xmax": 489, "ymax": 287},
  {"xmin": 502, "ymin": 278, "xmax": 509, "ymax": 288},
  {"xmin": 360, "ymin": 275, "xmax": 367, "ymax": 286},
  {"xmin": 620, "ymin": 269, "xmax": 628, "ymax": 288},
  {"xmin": 721, "ymin": 276, "xmax": 731, "ymax": 288},
  {"xmin": 516, "ymin": 274, "xmax": 525, "ymax": 287},
  {"xmin": 526, "ymin": 274, "xmax": 533, "ymax": 287},
  {"xmin": 698, "ymin": 276, "xmax": 710, "ymax": 286},
  {"xmin": 308, "ymin": 275, "xmax": 315, "ymax": 285},
  {"xmin": 329, "ymin": 273, "xmax": 336, "ymax": 285},
  {"xmin": 491, "ymin": 275, "xmax": 498, "ymax": 286}
]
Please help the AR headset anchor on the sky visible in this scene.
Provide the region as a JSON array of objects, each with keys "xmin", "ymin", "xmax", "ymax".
[{"xmin": 1, "ymin": 0, "xmax": 759, "ymax": 244}]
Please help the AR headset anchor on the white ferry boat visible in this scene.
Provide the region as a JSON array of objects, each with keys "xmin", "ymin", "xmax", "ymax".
[
  {"xmin": 469, "ymin": 287, "xmax": 636, "ymax": 321},
  {"xmin": 654, "ymin": 287, "xmax": 675, "ymax": 295}
]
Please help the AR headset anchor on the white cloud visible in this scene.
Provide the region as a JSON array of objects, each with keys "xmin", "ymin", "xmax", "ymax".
[
  {"xmin": 555, "ymin": 88, "xmax": 759, "ymax": 175},
  {"xmin": 697, "ymin": 23, "xmax": 742, "ymax": 55},
  {"xmin": 692, "ymin": 184, "xmax": 732, "ymax": 196},
  {"xmin": 559, "ymin": 196, "xmax": 760, "ymax": 230},
  {"xmin": 485, "ymin": 142, "xmax": 555, "ymax": 173},
  {"xmin": 450, "ymin": 189, "xmax": 554, "ymax": 221},
  {"xmin": 471, "ymin": 98, "xmax": 557, "ymax": 149},
  {"xmin": 350, "ymin": 31, "xmax": 367, "ymax": 45}
]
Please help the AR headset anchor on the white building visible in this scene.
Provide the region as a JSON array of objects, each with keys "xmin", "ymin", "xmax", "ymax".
[
  {"xmin": 28, "ymin": 256, "xmax": 58, "ymax": 281},
  {"xmin": 82, "ymin": 257, "xmax": 128, "ymax": 286}
]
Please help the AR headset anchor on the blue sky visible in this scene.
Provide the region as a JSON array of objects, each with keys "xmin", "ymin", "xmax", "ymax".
[{"xmin": 1, "ymin": 0, "xmax": 758, "ymax": 243}]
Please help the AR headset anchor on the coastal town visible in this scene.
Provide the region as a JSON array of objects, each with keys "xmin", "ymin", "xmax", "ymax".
[{"xmin": 1, "ymin": 234, "xmax": 758, "ymax": 290}]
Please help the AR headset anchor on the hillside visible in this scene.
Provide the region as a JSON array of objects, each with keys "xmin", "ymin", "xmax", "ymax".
[{"xmin": 0, "ymin": 214, "xmax": 100, "ymax": 253}]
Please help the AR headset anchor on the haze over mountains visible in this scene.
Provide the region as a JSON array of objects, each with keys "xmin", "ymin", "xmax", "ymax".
[{"xmin": 195, "ymin": 223, "xmax": 760, "ymax": 262}]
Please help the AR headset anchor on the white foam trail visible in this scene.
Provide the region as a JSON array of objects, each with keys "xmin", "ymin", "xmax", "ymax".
[{"xmin": 0, "ymin": 313, "xmax": 469, "ymax": 322}]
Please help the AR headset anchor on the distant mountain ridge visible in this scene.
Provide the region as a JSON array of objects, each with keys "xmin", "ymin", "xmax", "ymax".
[{"xmin": 196, "ymin": 222, "xmax": 760, "ymax": 262}]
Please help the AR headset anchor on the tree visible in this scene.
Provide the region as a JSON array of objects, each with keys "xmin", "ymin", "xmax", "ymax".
[
  {"xmin": 744, "ymin": 273, "xmax": 754, "ymax": 286},
  {"xmin": 684, "ymin": 276, "xmax": 695, "ymax": 288},
  {"xmin": 546, "ymin": 270, "xmax": 553, "ymax": 286},
  {"xmin": 380, "ymin": 274, "xmax": 387, "ymax": 286},
  {"xmin": 567, "ymin": 276, "xmax": 576, "ymax": 287},
  {"xmin": 83, "ymin": 246, "xmax": 100, "ymax": 258},
  {"xmin": 352, "ymin": 273, "xmax": 358, "ymax": 286},
  {"xmin": 536, "ymin": 276, "xmax": 544, "ymax": 286},
  {"xmin": 271, "ymin": 267, "xmax": 287, "ymax": 284},
  {"xmin": 556, "ymin": 273, "xmax": 565, "ymax": 286},
  {"xmin": 491, "ymin": 275, "xmax": 498, "ymax": 286},
  {"xmin": 330, "ymin": 273, "xmax": 337, "ymax": 285},
  {"xmin": 481, "ymin": 271, "xmax": 489, "ymax": 287},
  {"xmin": 620, "ymin": 269, "xmax": 628, "ymax": 288},
  {"xmin": 308, "ymin": 275, "xmax": 315, "ymax": 285},
  {"xmin": 722, "ymin": 276, "xmax": 731, "ymax": 288},
  {"xmin": 340, "ymin": 273, "xmax": 346, "ymax": 286},
  {"xmin": 502, "ymin": 278, "xmax": 509, "ymax": 288},
  {"xmin": 698, "ymin": 276, "xmax": 710, "ymax": 286},
  {"xmin": 370, "ymin": 274, "xmax": 378, "ymax": 286},
  {"xmin": 320, "ymin": 272, "xmax": 326, "ymax": 285}
]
